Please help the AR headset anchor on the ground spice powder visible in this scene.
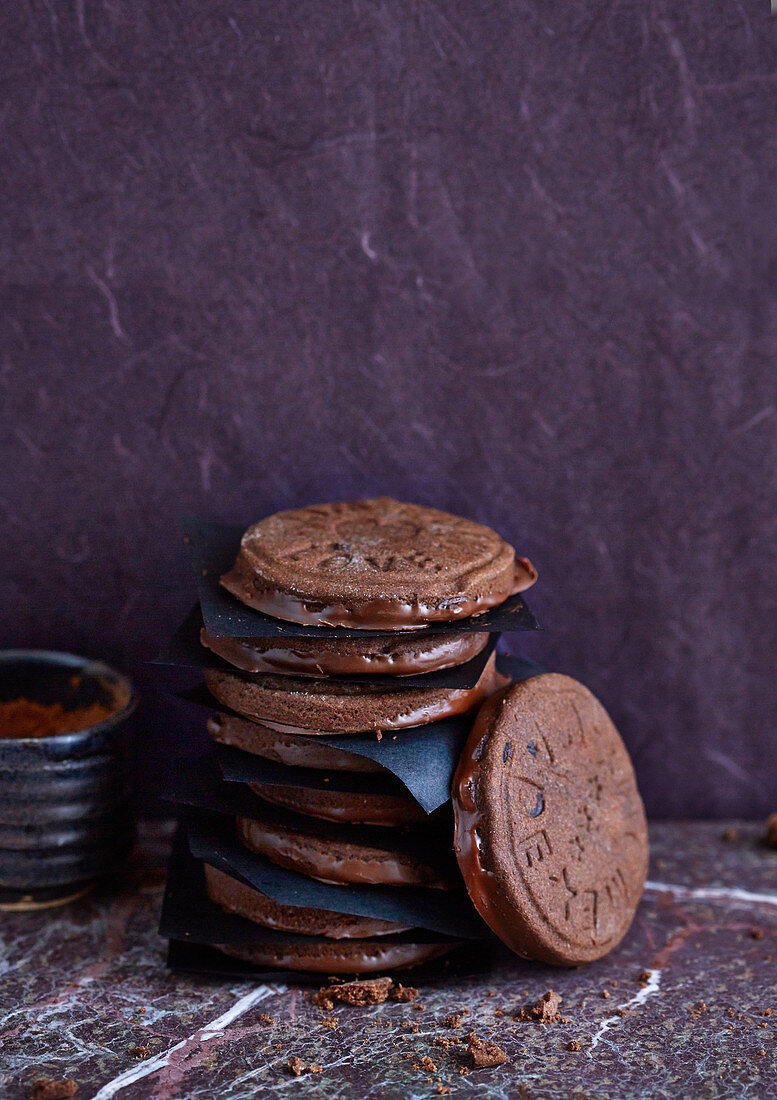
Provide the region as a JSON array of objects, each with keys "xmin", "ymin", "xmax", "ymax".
[{"xmin": 0, "ymin": 698, "xmax": 117, "ymax": 739}]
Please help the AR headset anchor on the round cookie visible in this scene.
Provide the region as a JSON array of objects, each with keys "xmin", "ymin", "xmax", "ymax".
[
  {"xmin": 220, "ymin": 497, "xmax": 536, "ymax": 628},
  {"xmin": 248, "ymin": 782, "xmax": 428, "ymax": 828},
  {"xmin": 207, "ymin": 712, "xmax": 384, "ymax": 773},
  {"xmin": 452, "ymin": 674, "xmax": 648, "ymax": 966},
  {"xmin": 201, "ymin": 628, "xmax": 490, "ymax": 677},
  {"xmin": 205, "ymin": 864, "xmax": 408, "ymax": 938},
  {"xmin": 237, "ymin": 815, "xmax": 458, "ymax": 890},
  {"xmin": 217, "ymin": 936, "xmax": 458, "ymax": 974},
  {"xmin": 204, "ymin": 652, "xmax": 506, "ymax": 734}
]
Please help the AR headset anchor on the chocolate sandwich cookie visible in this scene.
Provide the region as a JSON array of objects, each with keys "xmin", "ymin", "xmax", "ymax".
[
  {"xmin": 200, "ymin": 628, "xmax": 490, "ymax": 677},
  {"xmin": 205, "ymin": 864, "xmax": 408, "ymax": 938},
  {"xmin": 452, "ymin": 674, "xmax": 648, "ymax": 966},
  {"xmin": 237, "ymin": 814, "xmax": 458, "ymax": 889},
  {"xmin": 204, "ymin": 652, "xmax": 506, "ymax": 734},
  {"xmin": 217, "ymin": 936, "xmax": 457, "ymax": 974},
  {"xmin": 248, "ymin": 781, "xmax": 428, "ymax": 828},
  {"xmin": 221, "ymin": 497, "xmax": 536, "ymax": 629},
  {"xmin": 207, "ymin": 712, "xmax": 384, "ymax": 773}
]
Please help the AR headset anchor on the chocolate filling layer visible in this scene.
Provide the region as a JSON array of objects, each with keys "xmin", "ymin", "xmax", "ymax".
[
  {"xmin": 200, "ymin": 629, "xmax": 489, "ymax": 677},
  {"xmin": 221, "ymin": 558, "xmax": 537, "ymax": 630}
]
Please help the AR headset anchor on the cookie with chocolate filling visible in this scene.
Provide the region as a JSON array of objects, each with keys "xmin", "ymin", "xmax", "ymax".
[
  {"xmin": 237, "ymin": 813, "xmax": 458, "ymax": 889},
  {"xmin": 220, "ymin": 497, "xmax": 536, "ymax": 629},
  {"xmin": 217, "ymin": 935, "xmax": 458, "ymax": 974},
  {"xmin": 452, "ymin": 674, "xmax": 648, "ymax": 966},
  {"xmin": 248, "ymin": 780, "xmax": 428, "ymax": 827},
  {"xmin": 204, "ymin": 652, "xmax": 506, "ymax": 734},
  {"xmin": 207, "ymin": 712, "xmax": 384, "ymax": 772},
  {"xmin": 205, "ymin": 864, "xmax": 408, "ymax": 938},
  {"xmin": 200, "ymin": 628, "xmax": 490, "ymax": 677}
]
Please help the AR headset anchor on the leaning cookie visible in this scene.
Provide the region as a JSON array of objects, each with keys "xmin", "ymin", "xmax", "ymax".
[
  {"xmin": 204, "ymin": 652, "xmax": 506, "ymax": 734},
  {"xmin": 200, "ymin": 628, "xmax": 490, "ymax": 677},
  {"xmin": 452, "ymin": 674, "xmax": 648, "ymax": 966},
  {"xmin": 216, "ymin": 936, "xmax": 459, "ymax": 974},
  {"xmin": 205, "ymin": 864, "xmax": 409, "ymax": 938},
  {"xmin": 220, "ymin": 497, "xmax": 536, "ymax": 629}
]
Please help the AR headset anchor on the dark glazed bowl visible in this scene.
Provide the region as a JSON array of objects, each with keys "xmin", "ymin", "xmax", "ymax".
[{"xmin": 0, "ymin": 650, "xmax": 137, "ymax": 908}]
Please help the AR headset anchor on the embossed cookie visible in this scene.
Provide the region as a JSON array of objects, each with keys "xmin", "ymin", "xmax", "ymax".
[
  {"xmin": 201, "ymin": 628, "xmax": 490, "ymax": 677},
  {"xmin": 204, "ymin": 652, "xmax": 506, "ymax": 733},
  {"xmin": 205, "ymin": 864, "xmax": 408, "ymax": 938},
  {"xmin": 207, "ymin": 712, "xmax": 384, "ymax": 772},
  {"xmin": 237, "ymin": 814, "xmax": 458, "ymax": 890},
  {"xmin": 217, "ymin": 935, "xmax": 458, "ymax": 974},
  {"xmin": 220, "ymin": 497, "xmax": 536, "ymax": 628},
  {"xmin": 452, "ymin": 675, "xmax": 648, "ymax": 966}
]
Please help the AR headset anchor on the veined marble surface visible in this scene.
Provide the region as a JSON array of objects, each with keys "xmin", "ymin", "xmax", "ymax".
[{"xmin": 1, "ymin": 821, "xmax": 776, "ymax": 1099}]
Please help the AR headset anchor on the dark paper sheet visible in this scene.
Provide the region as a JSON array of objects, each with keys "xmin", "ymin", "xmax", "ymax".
[
  {"xmin": 155, "ymin": 603, "xmax": 499, "ymax": 689},
  {"xmin": 217, "ymin": 742, "xmax": 419, "ymax": 799},
  {"xmin": 187, "ymin": 810, "xmax": 487, "ymax": 939},
  {"xmin": 175, "ymin": 654, "xmax": 545, "ymax": 813},
  {"xmin": 184, "ymin": 518, "xmax": 540, "ymax": 639},
  {"xmin": 165, "ymin": 752, "xmax": 453, "ymax": 862}
]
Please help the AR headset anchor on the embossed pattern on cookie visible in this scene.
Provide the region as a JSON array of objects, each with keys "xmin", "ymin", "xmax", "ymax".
[
  {"xmin": 452, "ymin": 674, "xmax": 648, "ymax": 966},
  {"xmin": 220, "ymin": 498, "xmax": 537, "ymax": 628}
]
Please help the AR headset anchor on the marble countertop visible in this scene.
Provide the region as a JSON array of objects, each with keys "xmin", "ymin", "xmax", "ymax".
[{"xmin": 1, "ymin": 821, "xmax": 776, "ymax": 1100}]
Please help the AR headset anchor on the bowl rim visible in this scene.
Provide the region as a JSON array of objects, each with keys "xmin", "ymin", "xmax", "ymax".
[{"xmin": 0, "ymin": 649, "xmax": 137, "ymax": 746}]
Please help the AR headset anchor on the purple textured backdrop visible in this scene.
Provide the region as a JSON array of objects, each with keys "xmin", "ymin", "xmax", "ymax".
[{"xmin": 1, "ymin": 4, "xmax": 776, "ymax": 817}]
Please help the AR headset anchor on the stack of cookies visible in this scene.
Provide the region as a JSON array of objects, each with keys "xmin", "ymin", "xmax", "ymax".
[{"xmin": 162, "ymin": 497, "xmax": 649, "ymax": 976}]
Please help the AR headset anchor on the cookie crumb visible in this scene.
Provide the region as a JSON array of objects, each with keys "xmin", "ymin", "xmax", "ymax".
[
  {"xmin": 765, "ymin": 815, "xmax": 777, "ymax": 849},
  {"xmin": 321, "ymin": 1016, "xmax": 337, "ymax": 1029},
  {"xmin": 467, "ymin": 1033, "xmax": 508, "ymax": 1068},
  {"xmin": 128, "ymin": 1046, "xmax": 150, "ymax": 1058},
  {"xmin": 636, "ymin": 970, "xmax": 652, "ymax": 985},
  {"xmin": 750, "ymin": 929, "xmax": 765, "ymax": 940},
  {"xmin": 721, "ymin": 827, "xmax": 738, "ymax": 843},
  {"xmin": 436, "ymin": 1087, "xmax": 452, "ymax": 1095},
  {"xmin": 313, "ymin": 976, "xmax": 393, "ymax": 1008},
  {"xmin": 390, "ymin": 984, "xmax": 418, "ymax": 1003},
  {"xmin": 516, "ymin": 990, "xmax": 562, "ymax": 1023},
  {"xmin": 443, "ymin": 1010, "xmax": 469, "ymax": 1028},
  {"xmin": 287, "ymin": 1056, "xmax": 307, "ymax": 1076},
  {"xmin": 419, "ymin": 1056, "xmax": 438, "ymax": 1072},
  {"xmin": 257, "ymin": 1013, "xmax": 275, "ymax": 1025},
  {"xmin": 601, "ymin": 990, "xmax": 611, "ymax": 999},
  {"xmin": 29, "ymin": 1082, "xmax": 77, "ymax": 1100},
  {"xmin": 565, "ymin": 1040, "xmax": 581, "ymax": 1052},
  {"xmin": 310, "ymin": 1065, "xmax": 323, "ymax": 1074}
]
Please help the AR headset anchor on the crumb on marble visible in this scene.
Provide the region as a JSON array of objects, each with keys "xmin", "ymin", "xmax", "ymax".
[
  {"xmin": 287, "ymin": 1056, "xmax": 320, "ymax": 1076},
  {"xmin": 313, "ymin": 976, "xmax": 393, "ymax": 1008},
  {"xmin": 721, "ymin": 827, "xmax": 738, "ymax": 843},
  {"xmin": 128, "ymin": 1046, "xmax": 150, "ymax": 1058},
  {"xmin": 515, "ymin": 990, "xmax": 562, "ymax": 1023},
  {"xmin": 467, "ymin": 1033, "xmax": 508, "ymax": 1068},
  {"xmin": 29, "ymin": 1081, "xmax": 77, "ymax": 1100},
  {"xmin": 764, "ymin": 814, "xmax": 777, "ymax": 849},
  {"xmin": 390, "ymin": 983, "xmax": 418, "ymax": 1003},
  {"xmin": 442, "ymin": 1010, "xmax": 469, "ymax": 1028},
  {"xmin": 565, "ymin": 1039, "xmax": 581, "ymax": 1051}
]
